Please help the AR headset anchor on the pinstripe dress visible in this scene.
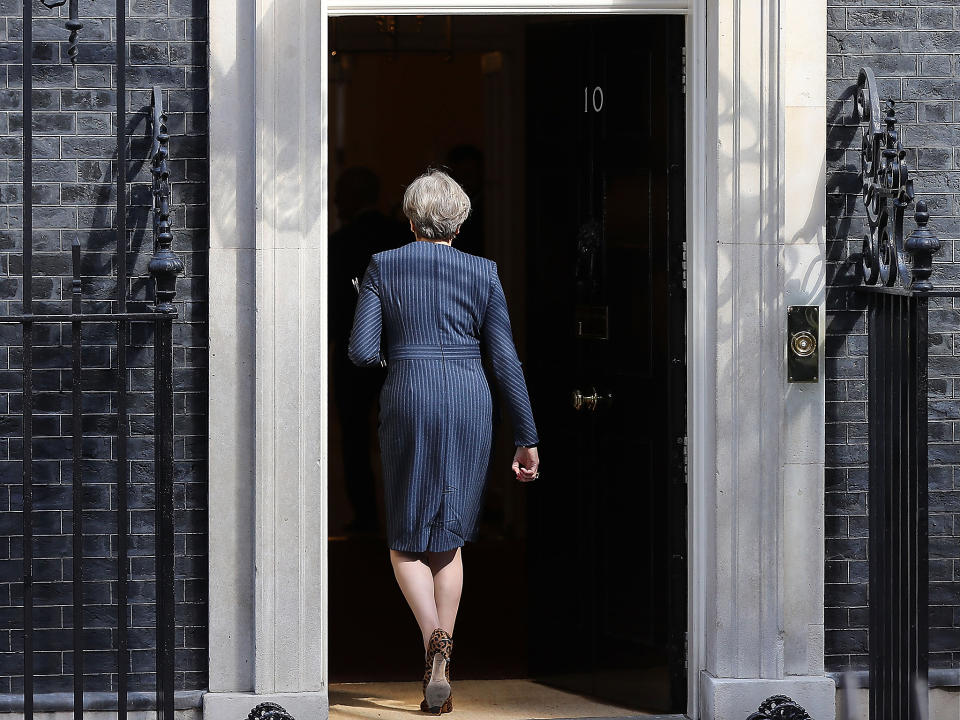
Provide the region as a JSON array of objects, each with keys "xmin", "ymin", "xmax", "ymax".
[{"xmin": 347, "ymin": 239, "xmax": 539, "ymax": 552}]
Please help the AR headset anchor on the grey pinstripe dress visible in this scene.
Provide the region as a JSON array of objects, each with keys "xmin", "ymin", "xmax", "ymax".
[{"xmin": 347, "ymin": 239, "xmax": 539, "ymax": 552}]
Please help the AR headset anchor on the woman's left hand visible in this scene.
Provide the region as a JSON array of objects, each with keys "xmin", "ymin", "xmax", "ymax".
[{"xmin": 512, "ymin": 446, "xmax": 539, "ymax": 482}]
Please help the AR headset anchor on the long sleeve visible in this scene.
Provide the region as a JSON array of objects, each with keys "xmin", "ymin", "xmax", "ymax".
[
  {"xmin": 480, "ymin": 261, "xmax": 539, "ymax": 446},
  {"xmin": 347, "ymin": 257, "xmax": 385, "ymax": 367}
]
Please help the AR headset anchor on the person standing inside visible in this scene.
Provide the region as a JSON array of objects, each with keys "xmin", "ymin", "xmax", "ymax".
[
  {"xmin": 348, "ymin": 168, "xmax": 541, "ymax": 714},
  {"xmin": 329, "ymin": 167, "xmax": 406, "ymax": 534}
]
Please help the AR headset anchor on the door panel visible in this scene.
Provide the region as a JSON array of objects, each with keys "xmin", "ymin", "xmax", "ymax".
[{"xmin": 525, "ymin": 15, "xmax": 687, "ymax": 713}]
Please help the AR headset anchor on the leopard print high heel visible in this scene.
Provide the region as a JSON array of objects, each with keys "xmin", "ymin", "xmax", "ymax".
[
  {"xmin": 420, "ymin": 627, "xmax": 453, "ymax": 714},
  {"xmin": 419, "ymin": 653, "xmax": 452, "ymax": 714}
]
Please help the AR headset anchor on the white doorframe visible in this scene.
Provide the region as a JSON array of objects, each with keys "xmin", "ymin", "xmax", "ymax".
[
  {"xmin": 208, "ymin": 0, "xmax": 832, "ymax": 717},
  {"xmin": 322, "ymin": 3, "xmax": 710, "ymax": 718}
]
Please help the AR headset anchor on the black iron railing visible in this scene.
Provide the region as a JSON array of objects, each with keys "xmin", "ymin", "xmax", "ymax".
[
  {"xmin": 851, "ymin": 66, "xmax": 952, "ymax": 720},
  {"xmin": 19, "ymin": 1, "xmax": 182, "ymax": 718}
]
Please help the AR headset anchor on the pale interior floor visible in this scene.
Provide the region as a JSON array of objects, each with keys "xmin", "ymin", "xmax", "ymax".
[{"xmin": 329, "ymin": 679, "xmax": 675, "ymax": 720}]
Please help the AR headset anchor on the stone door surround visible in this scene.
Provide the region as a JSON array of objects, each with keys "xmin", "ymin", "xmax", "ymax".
[{"xmin": 206, "ymin": 1, "xmax": 831, "ymax": 718}]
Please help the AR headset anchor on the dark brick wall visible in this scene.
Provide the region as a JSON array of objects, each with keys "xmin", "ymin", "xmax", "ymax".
[
  {"xmin": 826, "ymin": 3, "xmax": 960, "ymax": 671},
  {"xmin": 0, "ymin": 0, "xmax": 208, "ymax": 694}
]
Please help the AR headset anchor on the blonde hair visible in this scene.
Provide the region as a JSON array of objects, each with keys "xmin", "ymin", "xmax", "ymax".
[{"xmin": 402, "ymin": 169, "xmax": 471, "ymax": 241}]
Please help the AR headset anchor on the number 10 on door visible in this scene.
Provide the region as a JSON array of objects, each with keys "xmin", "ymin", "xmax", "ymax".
[{"xmin": 584, "ymin": 86, "xmax": 604, "ymax": 112}]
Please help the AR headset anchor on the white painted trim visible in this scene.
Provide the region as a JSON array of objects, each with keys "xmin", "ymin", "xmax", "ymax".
[
  {"xmin": 328, "ymin": 0, "xmax": 688, "ymax": 14},
  {"xmin": 208, "ymin": 0, "xmax": 257, "ymax": 695},
  {"xmin": 320, "ymin": 0, "xmax": 332, "ymax": 699},
  {"xmin": 252, "ymin": 0, "xmax": 326, "ymax": 696},
  {"xmin": 685, "ymin": 2, "xmax": 710, "ymax": 717}
]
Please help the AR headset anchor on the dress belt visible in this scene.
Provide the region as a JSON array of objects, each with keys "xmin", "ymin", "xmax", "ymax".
[{"xmin": 388, "ymin": 343, "xmax": 482, "ymax": 360}]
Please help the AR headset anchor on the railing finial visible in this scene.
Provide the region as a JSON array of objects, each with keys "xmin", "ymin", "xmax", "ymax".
[
  {"xmin": 147, "ymin": 86, "xmax": 183, "ymax": 314},
  {"xmin": 905, "ymin": 200, "xmax": 940, "ymax": 292}
]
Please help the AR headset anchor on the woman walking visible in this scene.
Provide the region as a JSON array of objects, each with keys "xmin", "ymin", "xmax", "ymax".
[{"xmin": 347, "ymin": 168, "xmax": 541, "ymax": 714}]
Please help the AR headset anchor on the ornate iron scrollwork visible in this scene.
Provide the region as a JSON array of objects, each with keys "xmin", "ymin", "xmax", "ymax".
[
  {"xmin": 853, "ymin": 66, "xmax": 940, "ymax": 291},
  {"xmin": 40, "ymin": 0, "xmax": 83, "ymax": 66},
  {"xmin": 147, "ymin": 86, "xmax": 184, "ymax": 314},
  {"xmin": 746, "ymin": 695, "xmax": 812, "ymax": 720}
]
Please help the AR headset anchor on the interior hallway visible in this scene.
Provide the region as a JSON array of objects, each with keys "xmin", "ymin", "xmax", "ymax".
[{"xmin": 328, "ymin": 679, "xmax": 678, "ymax": 719}]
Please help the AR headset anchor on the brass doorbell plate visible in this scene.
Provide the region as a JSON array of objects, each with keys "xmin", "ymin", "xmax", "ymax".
[{"xmin": 787, "ymin": 305, "xmax": 819, "ymax": 383}]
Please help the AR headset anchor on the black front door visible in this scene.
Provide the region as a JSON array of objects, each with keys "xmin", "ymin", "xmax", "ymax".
[{"xmin": 524, "ymin": 15, "xmax": 687, "ymax": 714}]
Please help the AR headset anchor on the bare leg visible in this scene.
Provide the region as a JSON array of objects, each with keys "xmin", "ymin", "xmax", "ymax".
[
  {"xmin": 427, "ymin": 547, "xmax": 463, "ymax": 639},
  {"xmin": 389, "ymin": 549, "xmax": 441, "ymax": 652}
]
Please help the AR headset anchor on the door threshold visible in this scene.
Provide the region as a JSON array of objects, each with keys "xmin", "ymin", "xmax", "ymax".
[{"xmin": 329, "ymin": 679, "xmax": 684, "ymax": 719}]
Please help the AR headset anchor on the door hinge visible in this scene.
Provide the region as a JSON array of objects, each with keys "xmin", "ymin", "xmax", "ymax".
[
  {"xmin": 681, "ymin": 45, "xmax": 687, "ymax": 95},
  {"xmin": 681, "ymin": 238, "xmax": 687, "ymax": 290},
  {"xmin": 682, "ymin": 434, "xmax": 688, "ymax": 482},
  {"xmin": 675, "ymin": 433, "xmax": 688, "ymax": 484}
]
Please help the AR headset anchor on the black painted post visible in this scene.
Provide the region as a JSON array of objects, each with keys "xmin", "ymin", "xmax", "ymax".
[
  {"xmin": 21, "ymin": 0, "xmax": 33, "ymax": 716},
  {"xmin": 115, "ymin": 0, "xmax": 129, "ymax": 713},
  {"xmin": 864, "ymin": 287, "xmax": 931, "ymax": 720},
  {"xmin": 148, "ymin": 86, "xmax": 182, "ymax": 720},
  {"xmin": 71, "ymin": 237, "xmax": 83, "ymax": 720},
  {"xmin": 153, "ymin": 316, "xmax": 175, "ymax": 720}
]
